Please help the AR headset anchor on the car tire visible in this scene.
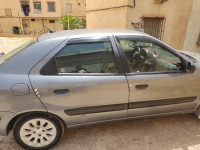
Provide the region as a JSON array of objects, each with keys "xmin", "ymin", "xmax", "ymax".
[{"xmin": 13, "ymin": 113, "xmax": 64, "ymax": 150}]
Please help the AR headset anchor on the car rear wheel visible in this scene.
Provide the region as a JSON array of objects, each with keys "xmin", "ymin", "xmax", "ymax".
[{"xmin": 13, "ymin": 113, "xmax": 64, "ymax": 150}]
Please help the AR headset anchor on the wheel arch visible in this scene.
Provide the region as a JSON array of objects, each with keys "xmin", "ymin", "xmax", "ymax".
[{"xmin": 7, "ymin": 111, "xmax": 66, "ymax": 135}]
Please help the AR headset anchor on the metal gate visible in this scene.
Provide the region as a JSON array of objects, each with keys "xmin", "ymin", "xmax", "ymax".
[{"xmin": 143, "ymin": 17, "xmax": 165, "ymax": 40}]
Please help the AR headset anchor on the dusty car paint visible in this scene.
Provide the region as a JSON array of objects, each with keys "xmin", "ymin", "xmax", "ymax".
[{"xmin": 0, "ymin": 29, "xmax": 200, "ymax": 137}]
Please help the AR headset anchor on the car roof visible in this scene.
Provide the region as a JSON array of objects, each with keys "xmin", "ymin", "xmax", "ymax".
[{"xmin": 37, "ymin": 28, "xmax": 149, "ymax": 41}]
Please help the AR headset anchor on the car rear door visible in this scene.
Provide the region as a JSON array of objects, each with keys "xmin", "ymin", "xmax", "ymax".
[
  {"xmin": 115, "ymin": 35, "xmax": 199, "ymax": 117},
  {"xmin": 29, "ymin": 35, "xmax": 129, "ymax": 126}
]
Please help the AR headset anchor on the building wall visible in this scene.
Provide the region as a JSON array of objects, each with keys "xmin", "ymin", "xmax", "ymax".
[
  {"xmin": 86, "ymin": 0, "xmax": 129, "ymax": 10},
  {"xmin": 183, "ymin": 0, "xmax": 200, "ymax": 52},
  {"xmin": 19, "ymin": 0, "xmax": 61, "ymax": 18},
  {"xmin": 61, "ymin": 0, "xmax": 86, "ymax": 18},
  {"xmin": 86, "ymin": 0, "xmax": 199, "ymax": 51},
  {"xmin": 0, "ymin": 0, "xmax": 21, "ymax": 17},
  {"xmin": 86, "ymin": 8, "xmax": 128, "ymax": 29},
  {"xmin": 86, "ymin": 0, "xmax": 129, "ymax": 28},
  {"xmin": 126, "ymin": 0, "xmax": 193, "ymax": 50},
  {"xmin": 0, "ymin": 0, "xmax": 61, "ymax": 18},
  {"xmin": 0, "ymin": 0, "xmax": 86, "ymax": 35},
  {"xmin": 22, "ymin": 19, "xmax": 63, "ymax": 36},
  {"xmin": 0, "ymin": 0, "xmax": 23, "ymax": 34},
  {"xmin": 0, "ymin": 18, "xmax": 22, "ymax": 34}
]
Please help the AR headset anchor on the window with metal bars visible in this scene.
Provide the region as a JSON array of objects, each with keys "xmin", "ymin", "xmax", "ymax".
[
  {"xmin": 5, "ymin": 9, "xmax": 12, "ymax": 16},
  {"xmin": 66, "ymin": 4, "xmax": 72, "ymax": 13},
  {"xmin": 47, "ymin": 2, "xmax": 56, "ymax": 12},
  {"xmin": 143, "ymin": 17, "xmax": 165, "ymax": 40},
  {"xmin": 33, "ymin": 2, "xmax": 42, "ymax": 14}
]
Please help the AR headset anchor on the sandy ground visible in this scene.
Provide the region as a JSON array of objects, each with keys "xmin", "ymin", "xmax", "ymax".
[
  {"xmin": 0, "ymin": 37, "xmax": 33, "ymax": 54},
  {"xmin": 1, "ymin": 114, "xmax": 200, "ymax": 150},
  {"xmin": 1, "ymin": 37, "xmax": 200, "ymax": 150}
]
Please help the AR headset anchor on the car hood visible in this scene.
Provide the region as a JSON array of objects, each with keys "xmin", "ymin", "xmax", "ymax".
[{"xmin": 178, "ymin": 50, "xmax": 200, "ymax": 62}]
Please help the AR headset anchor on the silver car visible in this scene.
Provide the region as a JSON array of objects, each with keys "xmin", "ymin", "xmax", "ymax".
[{"xmin": 0, "ymin": 29, "xmax": 200, "ymax": 150}]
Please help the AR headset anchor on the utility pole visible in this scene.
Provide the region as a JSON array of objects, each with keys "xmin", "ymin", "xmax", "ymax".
[
  {"xmin": 18, "ymin": 11, "xmax": 24, "ymax": 35},
  {"xmin": 68, "ymin": 14, "xmax": 70, "ymax": 30},
  {"xmin": 66, "ymin": 7, "xmax": 70, "ymax": 30},
  {"xmin": 42, "ymin": 19, "xmax": 45, "ymax": 33}
]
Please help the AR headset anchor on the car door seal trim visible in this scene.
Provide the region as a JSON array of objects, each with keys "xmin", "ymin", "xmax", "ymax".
[{"xmin": 129, "ymin": 96, "xmax": 197, "ymax": 109}]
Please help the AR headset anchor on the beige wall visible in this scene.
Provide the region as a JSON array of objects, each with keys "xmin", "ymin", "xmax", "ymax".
[
  {"xmin": 22, "ymin": 19, "xmax": 63, "ymax": 36},
  {"xmin": 0, "ymin": 0, "xmax": 21, "ymax": 34},
  {"xmin": 86, "ymin": 7, "xmax": 128, "ymax": 29},
  {"xmin": 126, "ymin": 0, "xmax": 193, "ymax": 50},
  {"xmin": 61, "ymin": 0, "xmax": 86, "ymax": 18},
  {"xmin": 86, "ymin": 0, "xmax": 129, "ymax": 10},
  {"xmin": 0, "ymin": 0, "xmax": 86, "ymax": 35},
  {"xmin": 86, "ymin": 0, "xmax": 197, "ymax": 50},
  {"xmin": 0, "ymin": 18, "xmax": 22, "ymax": 34},
  {"xmin": 0, "ymin": 0, "xmax": 61, "ymax": 18},
  {"xmin": 26, "ymin": 0, "xmax": 62, "ymax": 18},
  {"xmin": 0, "ymin": 0, "xmax": 21, "ymax": 17},
  {"xmin": 183, "ymin": 0, "xmax": 200, "ymax": 52},
  {"xmin": 86, "ymin": 0, "xmax": 130, "ymax": 28}
]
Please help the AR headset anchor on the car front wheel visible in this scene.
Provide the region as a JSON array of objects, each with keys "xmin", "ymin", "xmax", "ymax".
[{"xmin": 13, "ymin": 113, "xmax": 64, "ymax": 150}]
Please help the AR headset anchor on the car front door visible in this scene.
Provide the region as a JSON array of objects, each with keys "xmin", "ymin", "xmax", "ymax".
[
  {"xmin": 29, "ymin": 35, "xmax": 129, "ymax": 126},
  {"xmin": 116, "ymin": 35, "xmax": 199, "ymax": 117}
]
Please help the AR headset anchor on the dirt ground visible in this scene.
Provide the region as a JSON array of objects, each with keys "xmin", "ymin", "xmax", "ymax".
[
  {"xmin": 1, "ymin": 114, "xmax": 200, "ymax": 150},
  {"xmin": 0, "ymin": 37, "xmax": 33, "ymax": 54},
  {"xmin": 1, "ymin": 37, "xmax": 200, "ymax": 150}
]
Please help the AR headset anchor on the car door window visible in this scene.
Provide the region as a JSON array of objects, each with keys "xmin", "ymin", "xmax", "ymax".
[
  {"xmin": 55, "ymin": 40, "xmax": 118, "ymax": 74},
  {"xmin": 119, "ymin": 39, "xmax": 183, "ymax": 73}
]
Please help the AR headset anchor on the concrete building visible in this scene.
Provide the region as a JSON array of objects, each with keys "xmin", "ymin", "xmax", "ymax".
[
  {"xmin": 86, "ymin": 0, "xmax": 200, "ymax": 52},
  {"xmin": 61, "ymin": 0, "xmax": 86, "ymax": 19},
  {"xmin": 0, "ymin": 0, "xmax": 86, "ymax": 36}
]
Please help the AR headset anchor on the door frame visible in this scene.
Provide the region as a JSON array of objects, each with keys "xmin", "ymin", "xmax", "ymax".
[
  {"xmin": 112, "ymin": 34, "xmax": 198, "ymax": 113},
  {"xmin": 29, "ymin": 34, "xmax": 131, "ymax": 126}
]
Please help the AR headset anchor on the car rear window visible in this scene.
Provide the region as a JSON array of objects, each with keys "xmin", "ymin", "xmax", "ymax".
[{"xmin": 0, "ymin": 38, "xmax": 36, "ymax": 65}]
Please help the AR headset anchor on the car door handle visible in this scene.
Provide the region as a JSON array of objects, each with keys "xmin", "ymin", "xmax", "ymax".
[
  {"xmin": 135, "ymin": 84, "xmax": 149, "ymax": 90},
  {"xmin": 53, "ymin": 89, "xmax": 70, "ymax": 95}
]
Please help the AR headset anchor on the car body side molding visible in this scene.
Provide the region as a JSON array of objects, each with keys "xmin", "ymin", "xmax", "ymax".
[
  {"xmin": 129, "ymin": 96, "xmax": 197, "ymax": 109},
  {"xmin": 65, "ymin": 104, "xmax": 128, "ymax": 116},
  {"xmin": 64, "ymin": 96, "xmax": 197, "ymax": 116}
]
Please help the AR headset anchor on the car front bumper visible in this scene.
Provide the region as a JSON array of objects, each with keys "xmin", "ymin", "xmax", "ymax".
[{"xmin": 0, "ymin": 111, "xmax": 16, "ymax": 136}]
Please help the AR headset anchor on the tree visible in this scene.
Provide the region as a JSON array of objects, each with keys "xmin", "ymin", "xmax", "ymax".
[{"xmin": 60, "ymin": 15, "xmax": 86, "ymax": 30}]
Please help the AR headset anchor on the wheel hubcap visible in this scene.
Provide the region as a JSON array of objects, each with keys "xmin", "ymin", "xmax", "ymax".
[{"xmin": 19, "ymin": 118, "xmax": 57, "ymax": 147}]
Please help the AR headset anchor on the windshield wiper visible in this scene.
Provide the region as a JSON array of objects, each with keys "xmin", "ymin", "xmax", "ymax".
[{"xmin": 0, "ymin": 52, "xmax": 4, "ymax": 57}]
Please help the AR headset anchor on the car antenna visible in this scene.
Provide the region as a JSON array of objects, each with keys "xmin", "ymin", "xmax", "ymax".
[{"xmin": 42, "ymin": 24, "xmax": 56, "ymax": 33}]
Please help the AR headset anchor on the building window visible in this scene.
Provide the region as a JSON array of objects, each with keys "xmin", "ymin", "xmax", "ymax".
[
  {"xmin": 197, "ymin": 34, "xmax": 200, "ymax": 45},
  {"xmin": 49, "ymin": 20, "xmax": 55, "ymax": 23},
  {"xmin": 31, "ymin": 19, "xmax": 35, "ymax": 21},
  {"xmin": 20, "ymin": 1, "xmax": 30, "ymax": 16},
  {"xmin": 47, "ymin": 2, "xmax": 55, "ymax": 12},
  {"xmin": 33, "ymin": 2, "xmax": 42, "ymax": 14},
  {"xmin": 5, "ymin": 9, "xmax": 12, "ymax": 16},
  {"xmin": 143, "ymin": 17, "xmax": 165, "ymax": 40},
  {"xmin": 66, "ymin": 4, "xmax": 72, "ymax": 13}
]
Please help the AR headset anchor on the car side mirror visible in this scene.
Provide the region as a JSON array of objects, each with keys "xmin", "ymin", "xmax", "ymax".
[{"xmin": 185, "ymin": 61, "xmax": 195, "ymax": 73}]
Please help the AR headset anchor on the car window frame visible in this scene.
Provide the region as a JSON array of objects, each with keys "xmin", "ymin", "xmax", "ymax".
[
  {"xmin": 114, "ymin": 35, "xmax": 187, "ymax": 75},
  {"xmin": 40, "ymin": 36, "xmax": 125, "ymax": 76}
]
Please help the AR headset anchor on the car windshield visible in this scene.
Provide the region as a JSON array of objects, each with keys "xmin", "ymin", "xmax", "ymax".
[{"xmin": 0, "ymin": 38, "xmax": 36, "ymax": 65}]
